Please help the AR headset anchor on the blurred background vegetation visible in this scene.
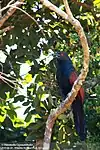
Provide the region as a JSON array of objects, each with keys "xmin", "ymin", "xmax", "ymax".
[{"xmin": 0, "ymin": 0, "xmax": 100, "ymax": 149}]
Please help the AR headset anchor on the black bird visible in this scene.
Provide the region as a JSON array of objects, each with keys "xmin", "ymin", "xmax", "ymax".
[{"xmin": 54, "ymin": 51, "xmax": 86, "ymax": 141}]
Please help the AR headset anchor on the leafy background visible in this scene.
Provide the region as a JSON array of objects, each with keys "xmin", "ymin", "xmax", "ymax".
[{"xmin": 0, "ymin": 0, "xmax": 100, "ymax": 149}]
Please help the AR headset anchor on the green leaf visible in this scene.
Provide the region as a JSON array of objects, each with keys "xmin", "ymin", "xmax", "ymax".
[
  {"xmin": 14, "ymin": 95, "xmax": 25, "ymax": 103},
  {"xmin": 58, "ymin": 126, "xmax": 64, "ymax": 142},
  {"xmin": 22, "ymin": 101, "xmax": 30, "ymax": 106},
  {"xmin": 25, "ymin": 112, "xmax": 32, "ymax": 122},
  {"xmin": 58, "ymin": 114, "xmax": 67, "ymax": 120},
  {"xmin": 7, "ymin": 110, "xmax": 17, "ymax": 120},
  {"xmin": 24, "ymin": 106, "xmax": 31, "ymax": 114}
]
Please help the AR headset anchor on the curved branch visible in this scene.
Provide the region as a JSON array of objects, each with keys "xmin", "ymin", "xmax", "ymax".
[
  {"xmin": 40, "ymin": 0, "xmax": 89, "ymax": 150},
  {"xmin": 9, "ymin": 5, "xmax": 45, "ymax": 36},
  {"xmin": 63, "ymin": 0, "xmax": 89, "ymax": 71},
  {"xmin": 0, "ymin": 0, "xmax": 24, "ymax": 28}
]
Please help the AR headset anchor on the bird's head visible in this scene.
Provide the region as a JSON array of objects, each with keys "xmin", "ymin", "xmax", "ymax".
[{"xmin": 53, "ymin": 51, "xmax": 69, "ymax": 61}]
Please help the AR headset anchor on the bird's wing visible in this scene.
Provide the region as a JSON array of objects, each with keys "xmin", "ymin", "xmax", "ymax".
[{"xmin": 69, "ymin": 71, "xmax": 84, "ymax": 103}]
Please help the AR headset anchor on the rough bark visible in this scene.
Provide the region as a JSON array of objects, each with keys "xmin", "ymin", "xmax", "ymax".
[{"xmin": 40, "ymin": 0, "xmax": 89, "ymax": 150}]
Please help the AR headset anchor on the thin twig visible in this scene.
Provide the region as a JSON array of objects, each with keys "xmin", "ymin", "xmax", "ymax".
[
  {"xmin": 0, "ymin": 71, "xmax": 19, "ymax": 89},
  {"xmin": 0, "ymin": 72, "xmax": 17, "ymax": 80},
  {"xmin": 1, "ymin": 77, "xmax": 16, "ymax": 89},
  {"xmin": 0, "ymin": 1, "xmax": 24, "ymax": 13},
  {"xmin": 1, "ymin": 26, "xmax": 14, "ymax": 33},
  {"xmin": 0, "ymin": 75, "xmax": 18, "ymax": 84},
  {"xmin": 8, "ymin": 0, "xmax": 16, "ymax": 5},
  {"xmin": 11, "ymin": 5, "xmax": 39, "ymax": 27},
  {"xmin": 10, "ymin": 5, "xmax": 45, "ymax": 36}
]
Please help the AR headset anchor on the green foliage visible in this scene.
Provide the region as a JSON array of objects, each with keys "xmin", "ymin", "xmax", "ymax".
[{"xmin": 0, "ymin": 0, "xmax": 99, "ymax": 149}]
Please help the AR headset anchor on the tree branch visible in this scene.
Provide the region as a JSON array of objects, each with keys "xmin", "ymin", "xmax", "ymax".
[
  {"xmin": 0, "ymin": 0, "xmax": 24, "ymax": 28},
  {"xmin": 0, "ymin": 0, "xmax": 45, "ymax": 36},
  {"xmin": 40, "ymin": 0, "xmax": 89, "ymax": 150},
  {"xmin": 0, "ymin": 26, "xmax": 14, "ymax": 33},
  {"xmin": 40, "ymin": 0, "xmax": 69, "ymax": 21},
  {"xmin": 0, "ymin": 71, "xmax": 19, "ymax": 89}
]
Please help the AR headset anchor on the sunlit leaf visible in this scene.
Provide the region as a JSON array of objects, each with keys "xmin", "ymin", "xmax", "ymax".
[{"xmin": 23, "ymin": 74, "xmax": 33, "ymax": 84}]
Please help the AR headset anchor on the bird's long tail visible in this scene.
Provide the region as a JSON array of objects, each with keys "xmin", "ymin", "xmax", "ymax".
[{"xmin": 72, "ymin": 98, "xmax": 87, "ymax": 141}]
